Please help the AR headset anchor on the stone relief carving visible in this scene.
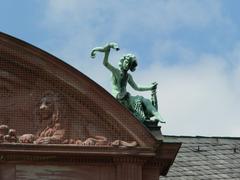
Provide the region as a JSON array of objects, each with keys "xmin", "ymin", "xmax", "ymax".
[
  {"xmin": 0, "ymin": 125, "xmax": 17, "ymax": 143},
  {"xmin": 34, "ymin": 91, "xmax": 66, "ymax": 144},
  {"xmin": 0, "ymin": 91, "xmax": 137, "ymax": 147}
]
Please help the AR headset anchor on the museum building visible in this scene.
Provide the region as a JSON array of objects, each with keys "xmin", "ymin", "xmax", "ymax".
[{"xmin": 0, "ymin": 32, "xmax": 239, "ymax": 180}]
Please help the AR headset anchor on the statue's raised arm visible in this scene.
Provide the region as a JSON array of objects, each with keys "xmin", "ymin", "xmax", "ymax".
[{"xmin": 91, "ymin": 42, "xmax": 119, "ymax": 73}]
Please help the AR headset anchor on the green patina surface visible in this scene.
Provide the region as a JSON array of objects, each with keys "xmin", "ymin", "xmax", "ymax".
[{"xmin": 91, "ymin": 42, "xmax": 165, "ymax": 124}]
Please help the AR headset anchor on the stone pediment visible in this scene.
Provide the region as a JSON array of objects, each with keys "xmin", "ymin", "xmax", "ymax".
[
  {"xmin": 0, "ymin": 32, "xmax": 157, "ymax": 147},
  {"xmin": 0, "ymin": 33, "xmax": 181, "ymax": 179}
]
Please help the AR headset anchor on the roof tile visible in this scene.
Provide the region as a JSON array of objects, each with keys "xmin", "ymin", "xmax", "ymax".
[{"xmin": 161, "ymin": 136, "xmax": 240, "ymax": 180}]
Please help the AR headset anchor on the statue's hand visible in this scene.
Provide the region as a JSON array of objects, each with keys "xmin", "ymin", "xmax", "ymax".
[
  {"xmin": 102, "ymin": 42, "xmax": 120, "ymax": 52},
  {"xmin": 151, "ymin": 82, "xmax": 158, "ymax": 91},
  {"xmin": 107, "ymin": 42, "xmax": 120, "ymax": 51},
  {"xmin": 90, "ymin": 42, "xmax": 119, "ymax": 59},
  {"xmin": 90, "ymin": 50, "xmax": 97, "ymax": 59}
]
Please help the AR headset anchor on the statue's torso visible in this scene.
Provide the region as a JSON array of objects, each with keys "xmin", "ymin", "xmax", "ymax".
[{"xmin": 111, "ymin": 69, "xmax": 129, "ymax": 99}]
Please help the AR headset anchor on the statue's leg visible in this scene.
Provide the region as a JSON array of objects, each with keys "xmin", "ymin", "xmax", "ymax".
[
  {"xmin": 141, "ymin": 98, "xmax": 165, "ymax": 123},
  {"xmin": 128, "ymin": 96, "xmax": 146, "ymax": 122}
]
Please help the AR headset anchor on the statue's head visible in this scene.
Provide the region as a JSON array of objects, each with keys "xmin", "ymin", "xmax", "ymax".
[{"xmin": 119, "ymin": 54, "xmax": 138, "ymax": 72}]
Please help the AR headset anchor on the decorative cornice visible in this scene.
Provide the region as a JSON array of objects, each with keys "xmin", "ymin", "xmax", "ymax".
[{"xmin": 0, "ymin": 143, "xmax": 156, "ymax": 157}]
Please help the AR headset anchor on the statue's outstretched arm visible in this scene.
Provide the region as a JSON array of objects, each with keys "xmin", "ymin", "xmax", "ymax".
[
  {"xmin": 91, "ymin": 42, "xmax": 119, "ymax": 73},
  {"xmin": 128, "ymin": 74, "xmax": 157, "ymax": 91}
]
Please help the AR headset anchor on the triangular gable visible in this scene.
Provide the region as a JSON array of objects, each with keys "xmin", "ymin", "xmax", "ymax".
[{"xmin": 0, "ymin": 32, "xmax": 157, "ymax": 147}]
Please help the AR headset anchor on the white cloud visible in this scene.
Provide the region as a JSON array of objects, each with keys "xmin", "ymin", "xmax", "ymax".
[
  {"xmin": 133, "ymin": 49, "xmax": 240, "ymax": 136},
  {"xmin": 42, "ymin": 0, "xmax": 229, "ymax": 36},
  {"xmin": 151, "ymin": 40, "xmax": 197, "ymax": 65}
]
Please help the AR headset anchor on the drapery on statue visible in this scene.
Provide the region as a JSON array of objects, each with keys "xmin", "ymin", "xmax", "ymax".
[{"xmin": 91, "ymin": 42, "xmax": 165, "ymax": 124}]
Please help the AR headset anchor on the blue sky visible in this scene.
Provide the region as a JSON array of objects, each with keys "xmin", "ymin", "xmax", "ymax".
[{"xmin": 1, "ymin": 0, "xmax": 240, "ymax": 136}]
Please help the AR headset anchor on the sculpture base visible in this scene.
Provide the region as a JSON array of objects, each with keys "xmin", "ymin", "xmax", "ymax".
[{"xmin": 143, "ymin": 120, "xmax": 161, "ymax": 131}]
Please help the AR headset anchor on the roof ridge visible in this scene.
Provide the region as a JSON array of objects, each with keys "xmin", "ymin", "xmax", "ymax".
[{"xmin": 164, "ymin": 135, "xmax": 240, "ymax": 140}]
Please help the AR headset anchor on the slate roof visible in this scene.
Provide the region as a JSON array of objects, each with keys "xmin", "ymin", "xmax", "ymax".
[{"xmin": 161, "ymin": 136, "xmax": 240, "ymax": 180}]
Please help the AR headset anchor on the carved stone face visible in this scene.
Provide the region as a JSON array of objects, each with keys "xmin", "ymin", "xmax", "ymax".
[
  {"xmin": 39, "ymin": 96, "xmax": 55, "ymax": 120},
  {"xmin": 122, "ymin": 59, "xmax": 131, "ymax": 71}
]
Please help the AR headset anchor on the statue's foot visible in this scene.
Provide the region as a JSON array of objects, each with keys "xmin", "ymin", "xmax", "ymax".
[
  {"xmin": 159, "ymin": 120, "xmax": 166, "ymax": 123},
  {"xmin": 150, "ymin": 117, "xmax": 166, "ymax": 124}
]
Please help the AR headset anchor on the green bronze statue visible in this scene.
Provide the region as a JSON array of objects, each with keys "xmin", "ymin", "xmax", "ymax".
[{"xmin": 91, "ymin": 42, "xmax": 165, "ymax": 124}]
